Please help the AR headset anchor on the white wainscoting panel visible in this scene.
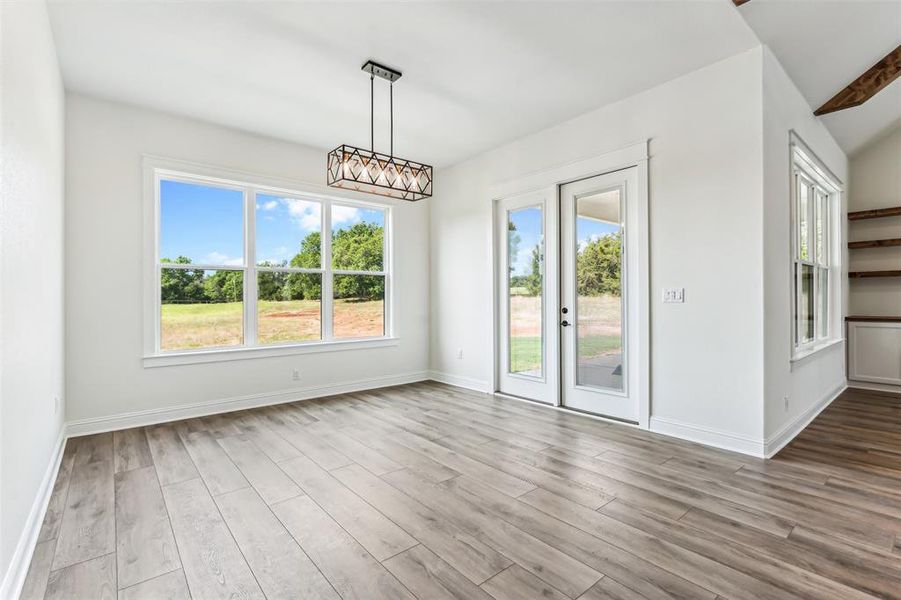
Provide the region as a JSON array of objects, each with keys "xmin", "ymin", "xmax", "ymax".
[{"xmin": 848, "ymin": 321, "xmax": 901, "ymax": 387}]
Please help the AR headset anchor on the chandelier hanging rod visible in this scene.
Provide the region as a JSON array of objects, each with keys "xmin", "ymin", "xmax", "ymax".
[{"xmin": 363, "ymin": 60, "xmax": 401, "ymax": 155}]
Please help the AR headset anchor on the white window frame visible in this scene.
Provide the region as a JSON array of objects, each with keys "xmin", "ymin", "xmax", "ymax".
[
  {"xmin": 142, "ymin": 156, "xmax": 396, "ymax": 368},
  {"xmin": 790, "ymin": 135, "xmax": 842, "ymax": 362}
]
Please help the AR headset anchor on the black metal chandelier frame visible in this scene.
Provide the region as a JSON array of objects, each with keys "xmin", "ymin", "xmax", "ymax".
[{"xmin": 327, "ymin": 60, "xmax": 433, "ymax": 201}]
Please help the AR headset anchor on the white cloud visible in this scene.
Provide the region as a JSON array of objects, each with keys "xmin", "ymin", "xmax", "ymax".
[
  {"xmin": 261, "ymin": 199, "xmax": 278, "ymax": 211},
  {"xmin": 267, "ymin": 198, "xmax": 364, "ymax": 232},
  {"xmin": 281, "ymin": 198, "xmax": 322, "ymax": 231},
  {"xmin": 331, "ymin": 205, "xmax": 361, "ymax": 226},
  {"xmin": 577, "ymin": 231, "xmax": 617, "ymax": 251},
  {"xmin": 204, "ymin": 251, "xmax": 243, "ymax": 267}
]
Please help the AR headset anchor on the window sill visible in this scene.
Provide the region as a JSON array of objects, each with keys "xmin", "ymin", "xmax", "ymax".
[
  {"xmin": 143, "ymin": 337, "xmax": 399, "ymax": 368},
  {"xmin": 791, "ymin": 337, "xmax": 844, "ymax": 369}
]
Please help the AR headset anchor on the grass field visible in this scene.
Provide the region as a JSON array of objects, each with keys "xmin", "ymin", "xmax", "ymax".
[
  {"xmin": 509, "ymin": 293, "xmax": 622, "ymax": 374},
  {"xmin": 510, "ymin": 334, "xmax": 621, "ymax": 374},
  {"xmin": 161, "ymin": 299, "xmax": 384, "ymax": 350}
]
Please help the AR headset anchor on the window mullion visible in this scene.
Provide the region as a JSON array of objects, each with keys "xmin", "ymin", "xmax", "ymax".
[
  {"xmin": 813, "ymin": 256, "xmax": 820, "ymax": 342},
  {"xmin": 792, "ymin": 173, "xmax": 801, "ymax": 348},
  {"xmin": 245, "ymin": 187, "xmax": 258, "ymax": 347},
  {"xmin": 322, "ymin": 200, "xmax": 334, "ymax": 340},
  {"xmin": 332, "ymin": 269, "xmax": 388, "ymax": 276},
  {"xmin": 384, "ymin": 207, "xmax": 392, "ymax": 337},
  {"xmin": 794, "ymin": 260, "xmax": 800, "ymax": 347}
]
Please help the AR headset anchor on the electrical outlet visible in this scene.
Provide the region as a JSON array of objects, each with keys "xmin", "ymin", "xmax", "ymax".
[
  {"xmin": 783, "ymin": 396, "xmax": 789, "ymax": 412},
  {"xmin": 663, "ymin": 288, "xmax": 684, "ymax": 303},
  {"xmin": 456, "ymin": 349, "xmax": 464, "ymax": 360},
  {"xmin": 53, "ymin": 396, "xmax": 60, "ymax": 414},
  {"xmin": 292, "ymin": 369, "xmax": 301, "ymax": 381}
]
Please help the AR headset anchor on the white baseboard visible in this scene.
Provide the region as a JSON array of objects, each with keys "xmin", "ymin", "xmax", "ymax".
[
  {"xmin": 649, "ymin": 383, "xmax": 847, "ymax": 459},
  {"xmin": 846, "ymin": 381, "xmax": 901, "ymax": 395},
  {"xmin": 67, "ymin": 371, "xmax": 430, "ymax": 437},
  {"xmin": 0, "ymin": 427, "xmax": 67, "ymax": 600},
  {"xmin": 649, "ymin": 416, "xmax": 765, "ymax": 457},
  {"xmin": 763, "ymin": 382, "xmax": 846, "ymax": 458},
  {"xmin": 427, "ymin": 370, "xmax": 492, "ymax": 394}
]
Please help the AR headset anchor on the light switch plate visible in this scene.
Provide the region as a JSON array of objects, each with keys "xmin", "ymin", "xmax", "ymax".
[{"xmin": 663, "ymin": 288, "xmax": 684, "ymax": 303}]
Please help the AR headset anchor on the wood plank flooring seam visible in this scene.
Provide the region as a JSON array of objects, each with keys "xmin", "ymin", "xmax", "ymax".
[{"xmin": 147, "ymin": 447, "xmax": 190, "ymax": 596}]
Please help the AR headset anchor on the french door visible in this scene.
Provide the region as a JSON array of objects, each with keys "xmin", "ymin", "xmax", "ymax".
[
  {"xmin": 496, "ymin": 166, "xmax": 644, "ymax": 423},
  {"xmin": 560, "ymin": 168, "xmax": 641, "ymax": 422},
  {"xmin": 495, "ymin": 189, "xmax": 558, "ymax": 404}
]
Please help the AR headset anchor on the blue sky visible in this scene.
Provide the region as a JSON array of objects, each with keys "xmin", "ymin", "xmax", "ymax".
[
  {"xmin": 508, "ymin": 208, "xmax": 543, "ymax": 277},
  {"xmin": 577, "ymin": 217, "xmax": 619, "ymax": 250},
  {"xmin": 508, "ymin": 208, "xmax": 619, "ymax": 276},
  {"xmin": 160, "ymin": 180, "xmax": 384, "ymax": 266},
  {"xmin": 160, "ymin": 180, "xmax": 244, "ymax": 265}
]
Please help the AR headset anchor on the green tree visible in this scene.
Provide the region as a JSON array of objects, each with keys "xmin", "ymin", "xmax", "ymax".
[
  {"xmin": 525, "ymin": 244, "xmax": 542, "ymax": 296},
  {"xmin": 281, "ymin": 222, "xmax": 384, "ymax": 301},
  {"xmin": 291, "ymin": 232, "xmax": 321, "ymax": 269},
  {"xmin": 332, "ymin": 222, "xmax": 383, "ymax": 271},
  {"xmin": 507, "ymin": 221, "xmax": 521, "ymax": 278},
  {"xmin": 285, "ymin": 273, "xmax": 321, "ymax": 301},
  {"xmin": 160, "ymin": 256, "xmax": 205, "ymax": 303},
  {"xmin": 287, "ymin": 232, "xmax": 322, "ymax": 300},
  {"xmin": 577, "ymin": 232, "xmax": 622, "ymax": 296},
  {"xmin": 203, "ymin": 270, "xmax": 244, "ymax": 303},
  {"xmin": 334, "ymin": 274, "xmax": 383, "ymax": 301},
  {"xmin": 257, "ymin": 263, "xmax": 288, "ymax": 301}
]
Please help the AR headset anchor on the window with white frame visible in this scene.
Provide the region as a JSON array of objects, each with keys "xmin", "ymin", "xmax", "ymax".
[
  {"xmin": 152, "ymin": 170, "xmax": 390, "ymax": 354},
  {"xmin": 791, "ymin": 141, "xmax": 839, "ymax": 356}
]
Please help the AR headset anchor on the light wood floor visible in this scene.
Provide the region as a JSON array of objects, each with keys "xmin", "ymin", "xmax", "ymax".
[{"xmin": 19, "ymin": 382, "xmax": 901, "ymax": 600}]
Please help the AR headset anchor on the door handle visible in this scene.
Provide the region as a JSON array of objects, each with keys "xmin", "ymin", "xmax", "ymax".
[{"xmin": 561, "ymin": 320, "xmax": 571, "ymax": 327}]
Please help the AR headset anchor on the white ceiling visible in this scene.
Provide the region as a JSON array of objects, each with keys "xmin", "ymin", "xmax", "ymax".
[
  {"xmin": 47, "ymin": 1, "xmax": 759, "ymax": 167},
  {"xmin": 737, "ymin": 0, "xmax": 901, "ymax": 156}
]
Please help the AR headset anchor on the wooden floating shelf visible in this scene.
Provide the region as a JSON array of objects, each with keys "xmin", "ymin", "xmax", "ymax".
[
  {"xmin": 846, "ymin": 315, "xmax": 901, "ymax": 322},
  {"xmin": 848, "ymin": 238, "xmax": 901, "ymax": 249},
  {"xmin": 848, "ymin": 206, "xmax": 901, "ymax": 221},
  {"xmin": 848, "ymin": 270, "xmax": 901, "ymax": 278}
]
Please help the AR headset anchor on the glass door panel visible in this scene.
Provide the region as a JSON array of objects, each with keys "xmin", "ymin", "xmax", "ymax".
[
  {"xmin": 507, "ymin": 207, "xmax": 544, "ymax": 378},
  {"xmin": 575, "ymin": 189, "xmax": 624, "ymax": 391}
]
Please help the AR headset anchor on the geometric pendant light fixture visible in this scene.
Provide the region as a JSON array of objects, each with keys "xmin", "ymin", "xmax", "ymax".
[{"xmin": 327, "ymin": 60, "xmax": 433, "ymax": 201}]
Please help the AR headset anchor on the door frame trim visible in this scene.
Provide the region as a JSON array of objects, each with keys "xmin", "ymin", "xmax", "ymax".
[{"xmin": 489, "ymin": 140, "xmax": 650, "ymax": 428}]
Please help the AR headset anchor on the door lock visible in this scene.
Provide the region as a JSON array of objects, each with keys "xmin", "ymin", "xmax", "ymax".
[
  {"xmin": 561, "ymin": 320, "xmax": 571, "ymax": 327},
  {"xmin": 561, "ymin": 307, "xmax": 569, "ymax": 314}
]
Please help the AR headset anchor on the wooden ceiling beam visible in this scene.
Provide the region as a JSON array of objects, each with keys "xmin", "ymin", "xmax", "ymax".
[
  {"xmin": 733, "ymin": 0, "xmax": 751, "ymax": 6},
  {"xmin": 814, "ymin": 45, "xmax": 901, "ymax": 116}
]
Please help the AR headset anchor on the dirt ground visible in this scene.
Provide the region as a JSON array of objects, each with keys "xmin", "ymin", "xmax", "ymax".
[{"xmin": 161, "ymin": 299, "xmax": 384, "ymax": 350}]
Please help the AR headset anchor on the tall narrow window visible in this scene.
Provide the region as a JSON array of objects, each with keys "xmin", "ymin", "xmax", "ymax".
[
  {"xmin": 791, "ymin": 141, "xmax": 839, "ymax": 357},
  {"xmin": 153, "ymin": 169, "xmax": 391, "ymax": 357},
  {"xmin": 332, "ymin": 205, "xmax": 387, "ymax": 339},
  {"xmin": 159, "ymin": 180, "xmax": 245, "ymax": 351},
  {"xmin": 255, "ymin": 194, "xmax": 323, "ymax": 344}
]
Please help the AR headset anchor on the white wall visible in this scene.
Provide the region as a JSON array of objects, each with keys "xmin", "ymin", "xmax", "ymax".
[
  {"xmin": 848, "ymin": 125, "xmax": 901, "ymax": 316},
  {"xmin": 65, "ymin": 95, "xmax": 429, "ymax": 425},
  {"xmin": 0, "ymin": 0, "xmax": 67, "ymax": 594},
  {"xmin": 761, "ymin": 47, "xmax": 848, "ymax": 452},
  {"xmin": 430, "ymin": 48, "xmax": 767, "ymax": 449}
]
